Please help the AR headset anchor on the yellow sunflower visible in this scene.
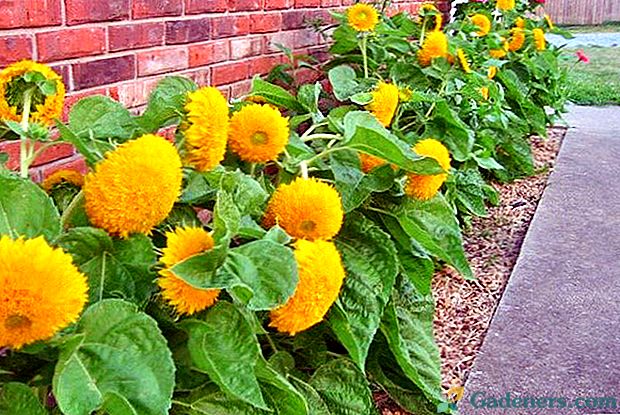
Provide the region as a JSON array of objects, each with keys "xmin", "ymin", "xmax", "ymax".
[
  {"xmin": 183, "ymin": 87, "xmax": 229, "ymax": 172},
  {"xmin": 263, "ymin": 177, "xmax": 343, "ymax": 241},
  {"xmin": 470, "ymin": 14, "xmax": 491, "ymax": 36},
  {"xmin": 228, "ymin": 103, "xmax": 289, "ymax": 163},
  {"xmin": 359, "ymin": 153, "xmax": 388, "ymax": 173},
  {"xmin": 489, "ymin": 41, "xmax": 509, "ymax": 58},
  {"xmin": 405, "ymin": 138, "xmax": 451, "ymax": 200},
  {"xmin": 0, "ymin": 236, "xmax": 88, "ymax": 349},
  {"xmin": 496, "ymin": 0, "xmax": 515, "ymax": 11},
  {"xmin": 533, "ymin": 28, "xmax": 546, "ymax": 51},
  {"xmin": 508, "ymin": 27, "xmax": 526, "ymax": 52},
  {"xmin": 269, "ymin": 239, "xmax": 345, "ymax": 335},
  {"xmin": 457, "ymin": 49, "xmax": 472, "ymax": 73},
  {"xmin": 418, "ymin": 30, "xmax": 449, "ymax": 67},
  {"xmin": 366, "ymin": 81, "xmax": 399, "ymax": 127},
  {"xmin": 419, "ymin": 4, "xmax": 443, "ymax": 31},
  {"xmin": 0, "ymin": 60, "xmax": 65, "ymax": 127},
  {"xmin": 158, "ymin": 227, "xmax": 220, "ymax": 315},
  {"xmin": 515, "ymin": 17, "xmax": 526, "ymax": 29},
  {"xmin": 347, "ymin": 3, "xmax": 379, "ymax": 32},
  {"xmin": 83, "ymin": 134, "xmax": 183, "ymax": 238},
  {"xmin": 41, "ymin": 169, "xmax": 84, "ymax": 192},
  {"xmin": 480, "ymin": 86, "xmax": 490, "ymax": 101},
  {"xmin": 487, "ymin": 66, "xmax": 498, "ymax": 80}
]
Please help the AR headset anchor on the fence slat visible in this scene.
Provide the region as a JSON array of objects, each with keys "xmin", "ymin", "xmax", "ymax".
[{"xmin": 545, "ymin": 0, "xmax": 620, "ymax": 25}]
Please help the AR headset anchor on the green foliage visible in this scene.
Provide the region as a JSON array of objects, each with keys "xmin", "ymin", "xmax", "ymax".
[{"xmin": 0, "ymin": 383, "xmax": 47, "ymax": 415}]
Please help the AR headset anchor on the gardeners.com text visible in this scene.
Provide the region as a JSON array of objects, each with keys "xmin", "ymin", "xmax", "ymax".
[{"xmin": 468, "ymin": 391, "xmax": 618, "ymax": 410}]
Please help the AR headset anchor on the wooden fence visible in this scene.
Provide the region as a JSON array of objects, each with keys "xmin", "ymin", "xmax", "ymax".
[{"xmin": 544, "ymin": 0, "xmax": 620, "ymax": 25}]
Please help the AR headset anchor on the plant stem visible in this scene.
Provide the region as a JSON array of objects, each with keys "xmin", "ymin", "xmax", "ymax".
[
  {"xmin": 19, "ymin": 89, "xmax": 33, "ymax": 179},
  {"xmin": 302, "ymin": 133, "xmax": 341, "ymax": 142},
  {"xmin": 265, "ymin": 333, "xmax": 278, "ymax": 353},
  {"xmin": 360, "ymin": 34, "xmax": 369, "ymax": 78},
  {"xmin": 299, "ymin": 160, "xmax": 309, "ymax": 179},
  {"xmin": 305, "ymin": 145, "xmax": 349, "ymax": 166}
]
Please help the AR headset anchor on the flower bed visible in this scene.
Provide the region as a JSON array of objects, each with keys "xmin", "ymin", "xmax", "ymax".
[{"xmin": 0, "ymin": 1, "xmax": 575, "ymax": 414}]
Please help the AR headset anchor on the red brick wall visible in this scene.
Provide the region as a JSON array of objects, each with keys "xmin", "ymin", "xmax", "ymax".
[{"xmin": 0, "ymin": 0, "xmax": 447, "ymax": 179}]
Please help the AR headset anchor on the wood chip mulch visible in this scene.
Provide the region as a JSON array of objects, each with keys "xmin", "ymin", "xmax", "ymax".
[{"xmin": 378, "ymin": 127, "xmax": 567, "ymax": 415}]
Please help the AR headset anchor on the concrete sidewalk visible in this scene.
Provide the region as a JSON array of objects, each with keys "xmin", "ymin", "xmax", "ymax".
[
  {"xmin": 548, "ymin": 32, "xmax": 620, "ymax": 48},
  {"xmin": 460, "ymin": 106, "xmax": 620, "ymax": 415}
]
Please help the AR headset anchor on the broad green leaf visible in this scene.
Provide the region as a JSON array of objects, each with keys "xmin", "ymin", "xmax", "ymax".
[
  {"xmin": 171, "ymin": 385, "xmax": 268, "ymax": 415},
  {"xmin": 448, "ymin": 168, "xmax": 489, "ymax": 217},
  {"xmin": 0, "ymin": 383, "xmax": 46, "ymax": 415},
  {"xmin": 329, "ymin": 213, "xmax": 398, "ymax": 369},
  {"xmin": 330, "ymin": 26, "xmax": 359, "ymax": 55},
  {"xmin": 309, "ymin": 358, "xmax": 378, "ymax": 415},
  {"xmin": 213, "ymin": 190, "xmax": 241, "ymax": 241},
  {"xmin": 138, "ymin": 76, "xmax": 197, "ymax": 132},
  {"xmin": 255, "ymin": 359, "xmax": 309, "ymax": 415},
  {"xmin": 184, "ymin": 302, "xmax": 267, "ymax": 410},
  {"xmin": 53, "ymin": 299, "xmax": 175, "ymax": 415},
  {"xmin": 55, "ymin": 120, "xmax": 111, "ymax": 166},
  {"xmin": 494, "ymin": 133, "xmax": 534, "ymax": 181},
  {"xmin": 290, "ymin": 378, "xmax": 332, "ymax": 415},
  {"xmin": 330, "ymin": 150, "xmax": 395, "ymax": 212},
  {"xmin": 0, "ymin": 171, "xmax": 60, "ymax": 240},
  {"xmin": 328, "ymin": 66, "xmax": 361, "ymax": 101},
  {"xmin": 380, "ymin": 278, "xmax": 443, "ymax": 406},
  {"xmin": 219, "ymin": 170, "xmax": 269, "ymax": 219},
  {"xmin": 389, "ymin": 194, "xmax": 473, "ymax": 279},
  {"xmin": 298, "ymin": 82, "xmax": 324, "ymax": 122},
  {"xmin": 58, "ymin": 227, "xmax": 157, "ymax": 305},
  {"xmin": 426, "ymin": 100, "xmax": 474, "ymax": 162},
  {"xmin": 68, "ymin": 95, "xmax": 142, "ymax": 142},
  {"xmin": 342, "ymin": 111, "xmax": 442, "ymax": 174},
  {"xmin": 250, "ymin": 78, "xmax": 305, "ymax": 112},
  {"xmin": 172, "ymin": 240, "xmax": 297, "ymax": 311}
]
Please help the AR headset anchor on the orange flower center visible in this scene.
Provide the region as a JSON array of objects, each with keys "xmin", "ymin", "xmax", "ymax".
[
  {"xmin": 251, "ymin": 131, "xmax": 269, "ymax": 145},
  {"xmin": 300, "ymin": 220, "xmax": 317, "ymax": 232},
  {"xmin": 5, "ymin": 314, "xmax": 32, "ymax": 330}
]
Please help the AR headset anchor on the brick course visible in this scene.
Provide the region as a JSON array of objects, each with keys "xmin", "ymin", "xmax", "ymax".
[{"xmin": 0, "ymin": 0, "xmax": 446, "ymax": 179}]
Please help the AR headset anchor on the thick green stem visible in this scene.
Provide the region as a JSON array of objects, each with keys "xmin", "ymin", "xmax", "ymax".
[
  {"xmin": 19, "ymin": 89, "xmax": 33, "ymax": 179},
  {"xmin": 305, "ymin": 145, "xmax": 350, "ymax": 166},
  {"xmin": 360, "ymin": 34, "xmax": 369, "ymax": 78}
]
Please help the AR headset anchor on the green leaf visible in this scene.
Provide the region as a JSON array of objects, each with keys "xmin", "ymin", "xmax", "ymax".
[
  {"xmin": 138, "ymin": 76, "xmax": 197, "ymax": 132},
  {"xmin": 380, "ymin": 278, "xmax": 443, "ymax": 405},
  {"xmin": 298, "ymin": 82, "xmax": 324, "ymax": 122},
  {"xmin": 426, "ymin": 100, "xmax": 474, "ymax": 162},
  {"xmin": 53, "ymin": 299, "xmax": 175, "ymax": 415},
  {"xmin": 172, "ymin": 240, "xmax": 297, "ymax": 311},
  {"xmin": 449, "ymin": 168, "xmax": 489, "ymax": 217},
  {"xmin": 219, "ymin": 170, "xmax": 269, "ymax": 219},
  {"xmin": 330, "ymin": 149, "xmax": 395, "ymax": 213},
  {"xmin": 255, "ymin": 359, "xmax": 309, "ymax": 415},
  {"xmin": 172, "ymin": 385, "xmax": 267, "ymax": 415},
  {"xmin": 0, "ymin": 170, "xmax": 60, "ymax": 240},
  {"xmin": 309, "ymin": 358, "xmax": 378, "ymax": 415},
  {"xmin": 329, "ymin": 213, "xmax": 398, "ymax": 369},
  {"xmin": 55, "ymin": 120, "xmax": 111, "ymax": 166},
  {"xmin": 328, "ymin": 66, "xmax": 361, "ymax": 101},
  {"xmin": 342, "ymin": 111, "xmax": 442, "ymax": 174},
  {"xmin": 213, "ymin": 190, "xmax": 241, "ymax": 241},
  {"xmin": 250, "ymin": 78, "xmax": 305, "ymax": 112},
  {"xmin": 290, "ymin": 378, "xmax": 332, "ymax": 415},
  {"xmin": 389, "ymin": 194, "xmax": 473, "ymax": 279},
  {"xmin": 330, "ymin": 26, "xmax": 359, "ymax": 55},
  {"xmin": 57, "ymin": 227, "xmax": 157, "ymax": 305},
  {"xmin": 68, "ymin": 95, "xmax": 142, "ymax": 143},
  {"xmin": 184, "ymin": 302, "xmax": 267, "ymax": 410},
  {"xmin": 0, "ymin": 383, "xmax": 46, "ymax": 415}
]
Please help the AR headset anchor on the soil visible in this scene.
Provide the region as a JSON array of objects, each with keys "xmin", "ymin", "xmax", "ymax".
[{"xmin": 378, "ymin": 127, "xmax": 567, "ymax": 415}]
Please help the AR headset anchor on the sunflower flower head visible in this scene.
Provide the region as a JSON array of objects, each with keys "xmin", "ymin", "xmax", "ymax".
[
  {"xmin": 496, "ymin": 0, "xmax": 515, "ymax": 11},
  {"xmin": 489, "ymin": 41, "xmax": 509, "ymax": 58},
  {"xmin": 183, "ymin": 87, "xmax": 229, "ymax": 172},
  {"xmin": 366, "ymin": 81, "xmax": 399, "ymax": 127},
  {"xmin": 515, "ymin": 17, "xmax": 526, "ymax": 28},
  {"xmin": 480, "ymin": 86, "xmax": 490, "ymax": 101},
  {"xmin": 418, "ymin": 30, "xmax": 449, "ymax": 67},
  {"xmin": 263, "ymin": 177, "xmax": 343, "ymax": 241},
  {"xmin": 83, "ymin": 134, "xmax": 183, "ymax": 237},
  {"xmin": 347, "ymin": 3, "xmax": 379, "ymax": 32},
  {"xmin": 533, "ymin": 28, "xmax": 546, "ymax": 50},
  {"xmin": 487, "ymin": 66, "xmax": 498, "ymax": 80},
  {"xmin": 0, "ymin": 60, "xmax": 65, "ymax": 127},
  {"xmin": 405, "ymin": 138, "xmax": 451, "ymax": 200},
  {"xmin": 41, "ymin": 169, "xmax": 84, "ymax": 192},
  {"xmin": 158, "ymin": 227, "xmax": 220, "ymax": 315},
  {"xmin": 470, "ymin": 14, "xmax": 491, "ymax": 36},
  {"xmin": 0, "ymin": 236, "xmax": 88, "ymax": 349},
  {"xmin": 228, "ymin": 103, "xmax": 289, "ymax": 163},
  {"xmin": 419, "ymin": 4, "xmax": 443, "ymax": 31},
  {"xmin": 269, "ymin": 239, "xmax": 345, "ymax": 335},
  {"xmin": 457, "ymin": 49, "xmax": 472, "ymax": 73},
  {"xmin": 508, "ymin": 27, "xmax": 526, "ymax": 51}
]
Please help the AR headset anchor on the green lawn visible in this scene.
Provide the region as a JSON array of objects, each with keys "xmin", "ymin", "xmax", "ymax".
[
  {"xmin": 561, "ymin": 46, "xmax": 620, "ymax": 105},
  {"xmin": 560, "ymin": 23, "xmax": 620, "ymax": 34}
]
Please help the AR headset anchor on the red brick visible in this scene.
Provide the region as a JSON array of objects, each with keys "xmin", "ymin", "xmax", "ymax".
[
  {"xmin": 264, "ymin": 0, "xmax": 292, "ymax": 9},
  {"xmin": 37, "ymin": 28, "xmax": 105, "ymax": 62},
  {"xmin": 73, "ymin": 55, "xmax": 135, "ymax": 90},
  {"xmin": 211, "ymin": 61, "xmax": 249, "ymax": 85},
  {"xmin": 116, "ymin": 78, "xmax": 159, "ymax": 108},
  {"xmin": 0, "ymin": 35, "xmax": 33, "ymax": 66},
  {"xmin": 249, "ymin": 55, "xmax": 282, "ymax": 75},
  {"xmin": 182, "ymin": 68, "xmax": 210, "ymax": 86},
  {"xmin": 137, "ymin": 48, "xmax": 188, "ymax": 77},
  {"xmin": 268, "ymin": 29, "xmax": 319, "ymax": 52},
  {"xmin": 62, "ymin": 87, "xmax": 109, "ymax": 120},
  {"xmin": 211, "ymin": 15, "xmax": 250, "ymax": 38},
  {"xmin": 165, "ymin": 18, "xmax": 211, "ymax": 45},
  {"xmin": 109, "ymin": 22, "xmax": 164, "ymax": 52},
  {"xmin": 230, "ymin": 37, "xmax": 264, "ymax": 60},
  {"xmin": 65, "ymin": 0, "xmax": 130, "ymax": 24},
  {"xmin": 31, "ymin": 143, "xmax": 76, "ymax": 167},
  {"xmin": 321, "ymin": 0, "xmax": 339, "ymax": 6},
  {"xmin": 132, "ymin": 0, "xmax": 183, "ymax": 18},
  {"xmin": 185, "ymin": 0, "xmax": 227, "ymax": 13},
  {"xmin": 50, "ymin": 64, "xmax": 71, "ymax": 91},
  {"xmin": 36, "ymin": 156, "xmax": 89, "ymax": 182},
  {"xmin": 250, "ymin": 13, "xmax": 282, "ymax": 33},
  {"xmin": 228, "ymin": 0, "xmax": 260, "ymax": 11},
  {"xmin": 0, "ymin": 0, "xmax": 62, "ymax": 29},
  {"xmin": 230, "ymin": 79, "xmax": 252, "ymax": 97},
  {"xmin": 282, "ymin": 10, "xmax": 305, "ymax": 30},
  {"xmin": 295, "ymin": 0, "xmax": 320, "ymax": 6},
  {"xmin": 189, "ymin": 40, "xmax": 229, "ymax": 67}
]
